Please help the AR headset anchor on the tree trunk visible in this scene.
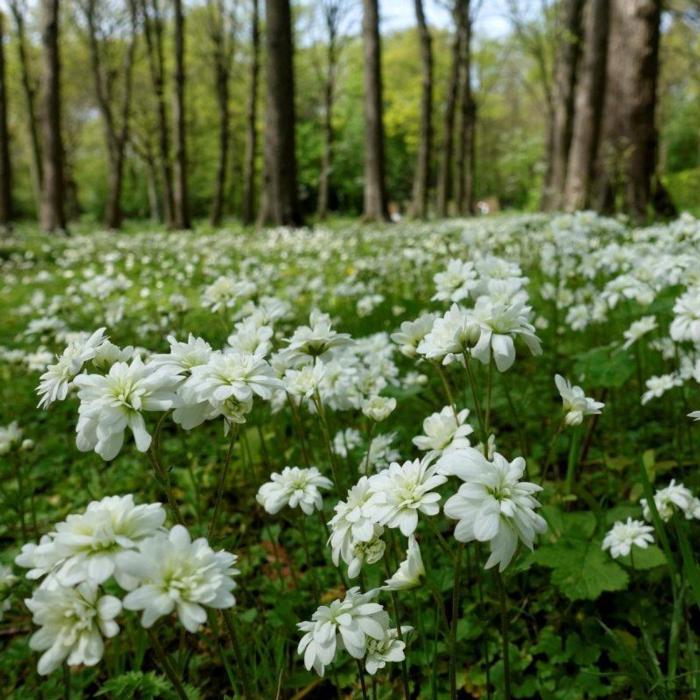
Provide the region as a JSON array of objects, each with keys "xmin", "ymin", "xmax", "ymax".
[
  {"xmin": 436, "ymin": 0, "xmax": 464, "ymax": 218},
  {"xmin": 39, "ymin": 0, "xmax": 66, "ymax": 233},
  {"xmin": 595, "ymin": 0, "xmax": 668, "ymax": 220},
  {"xmin": 0, "ymin": 12, "xmax": 12, "ymax": 230},
  {"xmin": 259, "ymin": 0, "xmax": 301, "ymax": 226},
  {"xmin": 361, "ymin": 0, "xmax": 389, "ymax": 221},
  {"xmin": 564, "ymin": 0, "xmax": 609, "ymax": 211},
  {"xmin": 317, "ymin": 11, "xmax": 336, "ymax": 220},
  {"xmin": 455, "ymin": 0, "xmax": 475, "ymax": 215},
  {"xmin": 411, "ymin": 0, "xmax": 432, "ymax": 219},
  {"xmin": 172, "ymin": 0, "xmax": 190, "ymax": 229},
  {"xmin": 9, "ymin": 0, "xmax": 42, "ymax": 211},
  {"xmin": 241, "ymin": 0, "xmax": 260, "ymax": 225},
  {"xmin": 141, "ymin": 0, "xmax": 175, "ymax": 227},
  {"xmin": 543, "ymin": 0, "xmax": 584, "ymax": 211}
]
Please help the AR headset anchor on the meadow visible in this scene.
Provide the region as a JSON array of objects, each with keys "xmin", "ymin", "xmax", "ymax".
[{"xmin": 1, "ymin": 212, "xmax": 699, "ymax": 699}]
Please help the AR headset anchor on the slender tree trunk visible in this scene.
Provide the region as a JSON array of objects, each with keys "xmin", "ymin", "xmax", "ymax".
[
  {"xmin": 455, "ymin": 0, "xmax": 475, "ymax": 215},
  {"xmin": 436, "ymin": 0, "xmax": 464, "ymax": 218},
  {"xmin": 172, "ymin": 0, "xmax": 190, "ymax": 229},
  {"xmin": 141, "ymin": 0, "xmax": 174, "ymax": 227},
  {"xmin": 544, "ymin": 0, "xmax": 584, "ymax": 211},
  {"xmin": 361, "ymin": 0, "xmax": 389, "ymax": 221},
  {"xmin": 564, "ymin": 0, "xmax": 609, "ymax": 211},
  {"xmin": 9, "ymin": 0, "xmax": 42, "ymax": 210},
  {"xmin": 0, "ymin": 13, "xmax": 12, "ymax": 230},
  {"xmin": 241, "ymin": 0, "xmax": 260, "ymax": 225},
  {"xmin": 317, "ymin": 24, "xmax": 337, "ymax": 220},
  {"xmin": 411, "ymin": 0, "xmax": 432, "ymax": 219},
  {"xmin": 39, "ymin": 0, "xmax": 66, "ymax": 232},
  {"xmin": 259, "ymin": 0, "xmax": 301, "ymax": 226}
]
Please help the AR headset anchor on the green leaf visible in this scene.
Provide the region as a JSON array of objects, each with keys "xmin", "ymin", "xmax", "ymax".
[
  {"xmin": 532, "ymin": 539, "xmax": 628, "ymax": 600},
  {"xmin": 618, "ymin": 544, "xmax": 666, "ymax": 570},
  {"xmin": 573, "ymin": 344, "xmax": 635, "ymax": 388}
]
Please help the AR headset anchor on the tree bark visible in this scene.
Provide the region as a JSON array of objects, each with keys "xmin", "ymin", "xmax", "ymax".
[
  {"xmin": 361, "ymin": 0, "xmax": 389, "ymax": 221},
  {"xmin": 564, "ymin": 0, "xmax": 609, "ymax": 211},
  {"xmin": 208, "ymin": 0, "xmax": 234, "ymax": 227},
  {"xmin": 455, "ymin": 0, "xmax": 475, "ymax": 215},
  {"xmin": 543, "ymin": 0, "xmax": 584, "ymax": 211},
  {"xmin": 436, "ymin": 0, "xmax": 465, "ymax": 218},
  {"xmin": 9, "ymin": 0, "xmax": 43, "ymax": 211},
  {"xmin": 39, "ymin": 0, "xmax": 67, "ymax": 233},
  {"xmin": 241, "ymin": 0, "xmax": 260, "ymax": 225},
  {"xmin": 411, "ymin": 0, "xmax": 432, "ymax": 219},
  {"xmin": 259, "ymin": 0, "xmax": 301, "ymax": 226},
  {"xmin": 594, "ymin": 0, "xmax": 669, "ymax": 220},
  {"xmin": 141, "ymin": 0, "xmax": 174, "ymax": 227},
  {"xmin": 172, "ymin": 0, "xmax": 190, "ymax": 229},
  {"xmin": 0, "ymin": 12, "xmax": 12, "ymax": 229}
]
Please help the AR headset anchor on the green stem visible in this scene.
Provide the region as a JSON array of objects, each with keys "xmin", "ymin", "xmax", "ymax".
[
  {"xmin": 356, "ymin": 659, "xmax": 369, "ymax": 700},
  {"xmin": 208, "ymin": 424, "xmax": 239, "ymax": 540},
  {"xmin": 146, "ymin": 628, "xmax": 189, "ymax": 700},
  {"xmin": 449, "ymin": 544, "xmax": 464, "ymax": 700},
  {"xmin": 564, "ymin": 426, "xmax": 582, "ymax": 496},
  {"xmin": 496, "ymin": 570, "xmax": 512, "ymax": 700},
  {"xmin": 222, "ymin": 608, "xmax": 256, "ymax": 698}
]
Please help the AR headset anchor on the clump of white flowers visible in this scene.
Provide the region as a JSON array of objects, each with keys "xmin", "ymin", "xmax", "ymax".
[
  {"xmin": 602, "ymin": 518, "xmax": 654, "ymax": 559},
  {"xmin": 641, "ymin": 480, "xmax": 700, "ymax": 522},
  {"xmin": 0, "ymin": 421, "xmax": 23, "ymax": 454},
  {"xmin": 257, "ymin": 466, "xmax": 333, "ymax": 515},
  {"xmin": 554, "ymin": 374, "xmax": 605, "ymax": 426},
  {"xmin": 362, "ymin": 395, "xmax": 397, "ymax": 422},
  {"xmin": 439, "ymin": 448, "xmax": 547, "ymax": 571}
]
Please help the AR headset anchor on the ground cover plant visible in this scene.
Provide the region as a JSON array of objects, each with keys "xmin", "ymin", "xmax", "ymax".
[{"xmin": 1, "ymin": 212, "xmax": 700, "ymax": 699}]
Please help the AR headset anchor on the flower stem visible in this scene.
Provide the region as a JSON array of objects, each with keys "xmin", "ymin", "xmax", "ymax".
[
  {"xmin": 222, "ymin": 608, "xmax": 256, "ymax": 698},
  {"xmin": 449, "ymin": 544, "xmax": 463, "ymax": 700},
  {"xmin": 208, "ymin": 424, "xmax": 239, "ymax": 540},
  {"xmin": 495, "ymin": 570, "xmax": 512, "ymax": 700},
  {"xmin": 146, "ymin": 628, "xmax": 189, "ymax": 700},
  {"xmin": 356, "ymin": 659, "xmax": 369, "ymax": 700},
  {"xmin": 564, "ymin": 426, "xmax": 582, "ymax": 496},
  {"xmin": 147, "ymin": 447, "xmax": 184, "ymax": 525}
]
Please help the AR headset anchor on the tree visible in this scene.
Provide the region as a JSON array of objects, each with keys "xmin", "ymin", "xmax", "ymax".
[
  {"xmin": 317, "ymin": 0, "xmax": 349, "ymax": 220},
  {"xmin": 172, "ymin": 0, "xmax": 190, "ymax": 229},
  {"xmin": 206, "ymin": 0, "xmax": 236, "ymax": 226},
  {"xmin": 259, "ymin": 0, "xmax": 301, "ymax": 226},
  {"xmin": 595, "ymin": 0, "xmax": 671, "ymax": 219},
  {"xmin": 241, "ymin": 0, "xmax": 260, "ymax": 225},
  {"xmin": 39, "ymin": 0, "xmax": 67, "ymax": 233},
  {"xmin": 0, "ymin": 12, "xmax": 12, "ymax": 230},
  {"xmin": 411, "ymin": 0, "xmax": 432, "ymax": 219},
  {"xmin": 436, "ymin": 0, "xmax": 465, "ymax": 218},
  {"xmin": 564, "ymin": 0, "xmax": 609, "ymax": 210},
  {"xmin": 361, "ymin": 0, "xmax": 389, "ymax": 221},
  {"xmin": 455, "ymin": 0, "xmax": 475, "ymax": 215},
  {"xmin": 141, "ymin": 0, "xmax": 174, "ymax": 227},
  {"xmin": 543, "ymin": 0, "xmax": 584, "ymax": 210},
  {"xmin": 78, "ymin": 0, "xmax": 138, "ymax": 229},
  {"xmin": 8, "ymin": 0, "xmax": 42, "ymax": 210}
]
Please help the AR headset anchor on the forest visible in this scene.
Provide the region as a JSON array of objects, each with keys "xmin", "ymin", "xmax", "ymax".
[
  {"xmin": 3, "ymin": 2, "xmax": 700, "ymax": 700},
  {"xmin": 1, "ymin": 0, "xmax": 700, "ymax": 230}
]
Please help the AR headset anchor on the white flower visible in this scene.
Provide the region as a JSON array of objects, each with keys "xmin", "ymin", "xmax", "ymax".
[
  {"xmin": 0, "ymin": 564, "xmax": 18, "ymax": 621},
  {"xmin": 391, "ymin": 313, "xmax": 436, "ymax": 358},
  {"xmin": 382, "ymin": 535, "xmax": 424, "ymax": 591},
  {"xmin": 26, "ymin": 581, "xmax": 121, "ymax": 675},
  {"xmin": 37, "ymin": 328, "xmax": 108, "ymax": 408},
  {"xmin": 365, "ymin": 626, "xmax": 411, "ymax": 675},
  {"xmin": 329, "ymin": 476, "xmax": 378, "ymax": 567},
  {"xmin": 439, "ymin": 448, "xmax": 546, "ymax": 571},
  {"xmin": 554, "ymin": 374, "xmax": 604, "ymax": 426},
  {"xmin": 432, "ymin": 259, "xmax": 479, "ymax": 303},
  {"xmin": 16, "ymin": 495, "xmax": 166, "ymax": 588},
  {"xmin": 470, "ymin": 296, "xmax": 542, "ymax": 372},
  {"xmin": 121, "ymin": 525, "xmax": 239, "ymax": 632},
  {"xmin": 690, "ymin": 410, "xmax": 700, "ymax": 421},
  {"xmin": 256, "ymin": 466, "xmax": 332, "ymax": 515},
  {"xmin": 202, "ymin": 276, "xmax": 256, "ymax": 313},
  {"xmin": 670, "ymin": 287, "xmax": 700, "ymax": 344},
  {"xmin": 641, "ymin": 480, "xmax": 700, "ymax": 522},
  {"xmin": 417, "ymin": 304, "xmax": 480, "ymax": 364},
  {"xmin": 149, "ymin": 334, "xmax": 212, "ymax": 375},
  {"xmin": 333, "ymin": 428, "xmax": 363, "ymax": 457},
  {"xmin": 412, "ymin": 406, "xmax": 473, "ymax": 455},
  {"xmin": 284, "ymin": 362, "xmax": 326, "ymax": 400},
  {"xmin": 367, "ymin": 458, "xmax": 447, "ymax": 536},
  {"xmin": 362, "ymin": 395, "xmax": 397, "ymax": 422},
  {"xmin": 297, "ymin": 587, "xmax": 388, "ymax": 677},
  {"xmin": 74, "ymin": 357, "xmax": 179, "ymax": 460},
  {"xmin": 286, "ymin": 310, "xmax": 353, "ymax": 361},
  {"xmin": 346, "ymin": 527, "xmax": 386, "ymax": 579},
  {"xmin": 0, "ymin": 421, "xmax": 23, "ymax": 454},
  {"xmin": 641, "ymin": 374, "xmax": 682, "ymax": 405},
  {"xmin": 228, "ymin": 316, "xmax": 274, "ymax": 357},
  {"xmin": 622, "ymin": 316, "xmax": 657, "ymax": 350},
  {"xmin": 602, "ymin": 518, "xmax": 654, "ymax": 559}
]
